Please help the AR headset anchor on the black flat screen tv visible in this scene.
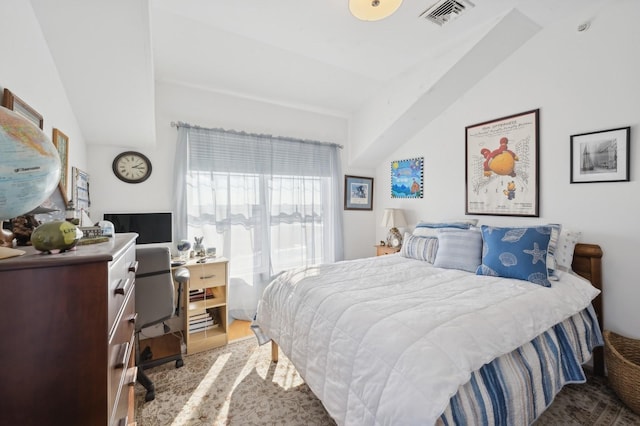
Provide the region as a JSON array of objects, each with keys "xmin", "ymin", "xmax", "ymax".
[{"xmin": 103, "ymin": 212, "xmax": 172, "ymax": 245}]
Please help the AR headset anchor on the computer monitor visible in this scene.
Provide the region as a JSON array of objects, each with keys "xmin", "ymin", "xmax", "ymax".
[{"xmin": 103, "ymin": 212, "xmax": 172, "ymax": 245}]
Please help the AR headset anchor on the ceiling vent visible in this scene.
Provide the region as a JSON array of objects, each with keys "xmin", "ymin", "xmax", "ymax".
[{"xmin": 420, "ymin": 0, "xmax": 475, "ymax": 26}]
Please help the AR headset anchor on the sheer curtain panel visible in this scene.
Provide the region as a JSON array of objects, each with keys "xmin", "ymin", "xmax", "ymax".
[{"xmin": 173, "ymin": 124, "xmax": 344, "ymax": 320}]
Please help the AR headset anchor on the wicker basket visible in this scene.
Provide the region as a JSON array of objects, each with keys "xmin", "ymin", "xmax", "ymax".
[{"xmin": 604, "ymin": 330, "xmax": 640, "ymax": 415}]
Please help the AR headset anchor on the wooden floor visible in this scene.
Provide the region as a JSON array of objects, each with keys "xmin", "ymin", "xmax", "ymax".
[
  {"xmin": 139, "ymin": 319, "xmax": 253, "ymax": 365},
  {"xmin": 228, "ymin": 319, "xmax": 253, "ymax": 341}
]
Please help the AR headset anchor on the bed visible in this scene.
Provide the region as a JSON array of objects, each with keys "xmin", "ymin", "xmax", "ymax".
[{"xmin": 253, "ymin": 224, "xmax": 604, "ymax": 425}]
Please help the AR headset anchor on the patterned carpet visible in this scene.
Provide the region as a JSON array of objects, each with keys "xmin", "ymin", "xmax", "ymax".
[{"xmin": 135, "ymin": 338, "xmax": 640, "ymax": 425}]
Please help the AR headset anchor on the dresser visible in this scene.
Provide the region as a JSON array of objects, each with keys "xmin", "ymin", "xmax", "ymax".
[{"xmin": 0, "ymin": 233, "xmax": 138, "ymax": 425}]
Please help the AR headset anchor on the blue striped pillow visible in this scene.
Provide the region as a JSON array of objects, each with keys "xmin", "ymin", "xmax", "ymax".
[
  {"xmin": 432, "ymin": 229, "xmax": 483, "ymax": 272},
  {"xmin": 413, "ymin": 220, "xmax": 475, "ymax": 237},
  {"xmin": 400, "ymin": 233, "xmax": 439, "ymax": 263}
]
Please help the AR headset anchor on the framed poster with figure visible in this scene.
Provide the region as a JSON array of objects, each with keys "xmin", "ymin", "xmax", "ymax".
[
  {"xmin": 465, "ymin": 109, "xmax": 539, "ymax": 217},
  {"xmin": 344, "ymin": 175, "xmax": 374, "ymax": 210}
]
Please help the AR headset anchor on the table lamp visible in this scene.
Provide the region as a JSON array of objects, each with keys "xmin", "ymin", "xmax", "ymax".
[{"xmin": 381, "ymin": 208, "xmax": 407, "ymax": 248}]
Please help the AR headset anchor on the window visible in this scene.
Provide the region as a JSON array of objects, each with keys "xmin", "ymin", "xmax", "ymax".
[{"xmin": 173, "ymin": 125, "xmax": 344, "ymax": 320}]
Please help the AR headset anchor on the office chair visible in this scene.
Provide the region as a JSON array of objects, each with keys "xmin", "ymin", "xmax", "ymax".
[{"xmin": 135, "ymin": 246, "xmax": 190, "ymax": 402}]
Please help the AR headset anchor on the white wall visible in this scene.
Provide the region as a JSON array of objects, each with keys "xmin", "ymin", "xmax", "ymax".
[
  {"xmin": 373, "ymin": 0, "xmax": 640, "ymax": 338},
  {"xmin": 87, "ymin": 81, "xmax": 376, "ymax": 260},
  {"xmin": 0, "ymin": 0, "xmax": 88, "ymax": 197},
  {"xmin": 6, "ymin": 0, "xmax": 635, "ymax": 340}
]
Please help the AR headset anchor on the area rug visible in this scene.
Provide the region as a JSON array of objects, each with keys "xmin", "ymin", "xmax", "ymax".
[{"xmin": 135, "ymin": 338, "xmax": 640, "ymax": 425}]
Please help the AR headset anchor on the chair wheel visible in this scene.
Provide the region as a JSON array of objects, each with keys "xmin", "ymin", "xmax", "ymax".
[{"xmin": 175, "ymin": 359, "xmax": 184, "ymax": 368}]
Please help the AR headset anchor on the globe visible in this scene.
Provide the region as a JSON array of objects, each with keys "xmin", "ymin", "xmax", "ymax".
[{"xmin": 0, "ymin": 106, "xmax": 61, "ymax": 220}]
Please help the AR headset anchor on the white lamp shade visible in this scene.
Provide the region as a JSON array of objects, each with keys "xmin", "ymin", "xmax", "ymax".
[
  {"xmin": 349, "ymin": 0, "xmax": 403, "ymax": 21},
  {"xmin": 380, "ymin": 208, "xmax": 407, "ymax": 228}
]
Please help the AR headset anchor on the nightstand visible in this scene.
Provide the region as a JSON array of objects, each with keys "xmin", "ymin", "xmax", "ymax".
[{"xmin": 376, "ymin": 245, "xmax": 401, "ymax": 256}]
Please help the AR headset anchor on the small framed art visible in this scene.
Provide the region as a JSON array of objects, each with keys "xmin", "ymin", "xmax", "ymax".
[
  {"xmin": 570, "ymin": 127, "xmax": 630, "ymax": 183},
  {"xmin": 391, "ymin": 157, "xmax": 423, "ymax": 198},
  {"xmin": 344, "ymin": 175, "xmax": 374, "ymax": 210}
]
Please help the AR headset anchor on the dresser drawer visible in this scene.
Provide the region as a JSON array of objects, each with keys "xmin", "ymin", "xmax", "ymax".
[
  {"xmin": 108, "ymin": 244, "xmax": 137, "ymax": 337},
  {"xmin": 108, "ymin": 288, "xmax": 136, "ymax": 424},
  {"xmin": 188, "ymin": 262, "xmax": 227, "ymax": 290}
]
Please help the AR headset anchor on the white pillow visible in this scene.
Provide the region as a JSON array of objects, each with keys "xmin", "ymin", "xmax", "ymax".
[{"xmin": 555, "ymin": 229, "xmax": 582, "ymax": 272}]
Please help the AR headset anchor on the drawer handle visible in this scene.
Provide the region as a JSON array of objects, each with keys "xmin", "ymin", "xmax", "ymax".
[
  {"xmin": 115, "ymin": 342, "xmax": 129, "ymax": 369},
  {"xmin": 200, "ymin": 274, "xmax": 215, "ymax": 280},
  {"xmin": 114, "ymin": 277, "xmax": 134, "ymax": 296},
  {"xmin": 128, "ymin": 261, "xmax": 139, "ymax": 273},
  {"xmin": 129, "ymin": 312, "xmax": 138, "ymax": 324},
  {"xmin": 126, "ymin": 366, "xmax": 138, "ymax": 386}
]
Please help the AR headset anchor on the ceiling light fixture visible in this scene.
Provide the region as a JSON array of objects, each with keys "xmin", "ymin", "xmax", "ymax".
[{"xmin": 349, "ymin": 0, "xmax": 403, "ymax": 21}]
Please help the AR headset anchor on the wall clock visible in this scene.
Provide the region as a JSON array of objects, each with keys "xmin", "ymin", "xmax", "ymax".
[{"xmin": 112, "ymin": 151, "xmax": 152, "ymax": 183}]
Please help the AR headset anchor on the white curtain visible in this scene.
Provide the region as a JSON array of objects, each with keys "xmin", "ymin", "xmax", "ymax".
[{"xmin": 173, "ymin": 124, "xmax": 344, "ymax": 320}]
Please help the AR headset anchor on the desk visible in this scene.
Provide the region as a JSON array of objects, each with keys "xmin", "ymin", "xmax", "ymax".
[{"xmin": 174, "ymin": 257, "xmax": 229, "ymax": 354}]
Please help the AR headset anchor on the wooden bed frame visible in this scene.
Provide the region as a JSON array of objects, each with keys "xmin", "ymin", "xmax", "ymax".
[
  {"xmin": 271, "ymin": 243, "xmax": 605, "ymax": 375},
  {"xmin": 571, "ymin": 243, "xmax": 604, "ymax": 375}
]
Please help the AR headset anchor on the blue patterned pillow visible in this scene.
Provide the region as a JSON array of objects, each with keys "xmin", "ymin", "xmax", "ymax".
[
  {"xmin": 433, "ymin": 229, "xmax": 483, "ymax": 272},
  {"xmin": 400, "ymin": 233, "xmax": 438, "ymax": 263},
  {"xmin": 476, "ymin": 225, "xmax": 553, "ymax": 287}
]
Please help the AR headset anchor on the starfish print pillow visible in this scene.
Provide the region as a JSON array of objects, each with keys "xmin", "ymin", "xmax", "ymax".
[{"xmin": 476, "ymin": 225, "xmax": 553, "ymax": 287}]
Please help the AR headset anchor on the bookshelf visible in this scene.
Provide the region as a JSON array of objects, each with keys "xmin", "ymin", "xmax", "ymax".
[{"xmin": 180, "ymin": 257, "xmax": 229, "ymax": 354}]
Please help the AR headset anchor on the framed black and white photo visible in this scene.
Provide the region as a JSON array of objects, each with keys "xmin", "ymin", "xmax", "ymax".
[
  {"xmin": 344, "ymin": 175, "xmax": 373, "ymax": 210},
  {"xmin": 570, "ymin": 127, "xmax": 630, "ymax": 183}
]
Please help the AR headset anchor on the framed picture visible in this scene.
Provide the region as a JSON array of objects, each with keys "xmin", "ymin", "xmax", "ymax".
[
  {"xmin": 391, "ymin": 157, "xmax": 423, "ymax": 198},
  {"xmin": 465, "ymin": 109, "xmax": 540, "ymax": 217},
  {"xmin": 72, "ymin": 167, "xmax": 91, "ymax": 218},
  {"xmin": 52, "ymin": 129, "xmax": 69, "ymax": 198},
  {"xmin": 2, "ymin": 88, "xmax": 44, "ymax": 129},
  {"xmin": 570, "ymin": 127, "xmax": 630, "ymax": 183},
  {"xmin": 344, "ymin": 175, "xmax": 374, "ymax": 210}
]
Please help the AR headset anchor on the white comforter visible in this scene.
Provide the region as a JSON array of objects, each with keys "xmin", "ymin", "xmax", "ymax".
[{"xmin": 255, "ymin": 254, "xmax": 600, "ymax": 425}]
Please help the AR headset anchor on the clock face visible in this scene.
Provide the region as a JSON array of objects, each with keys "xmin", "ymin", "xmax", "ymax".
[
  {"xmin": 112, "ymin": 151, "xmax": 152, "ymax": 183},
  {"xmin": 391, "ymin": 238, "xmax": 400, "ymax": 248}
]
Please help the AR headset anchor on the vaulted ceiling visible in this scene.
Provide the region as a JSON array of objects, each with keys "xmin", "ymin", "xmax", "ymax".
[{"xmin": 29, "ymin": 0, "xmax": 602, "ymax": 152}]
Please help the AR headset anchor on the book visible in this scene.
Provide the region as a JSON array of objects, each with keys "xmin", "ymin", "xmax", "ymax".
[
  {"xmin": 189, "ymin": 312, "xmax": 210, "ymax": 322},
  {"xmin": 189, "ymin": 321, "xmax": 220, "ymax": 333}
]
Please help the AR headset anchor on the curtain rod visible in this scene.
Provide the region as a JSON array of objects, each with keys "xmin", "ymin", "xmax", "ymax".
[{"xmin": 171, "ymin": 121, "xmax": 343, "ymax": 149}]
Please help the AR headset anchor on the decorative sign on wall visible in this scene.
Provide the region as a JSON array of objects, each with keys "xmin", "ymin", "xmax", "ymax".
[
  {"xmin": 465, "ymin": 109, "xmax": 539, "ymax": 217},
  {"xmin": 72, "ymin": 167, "xmax": 91, "ymax": 218},
  {"xmin": 391, "ymin": 157, "xmax": 423, "ymax": 198}
]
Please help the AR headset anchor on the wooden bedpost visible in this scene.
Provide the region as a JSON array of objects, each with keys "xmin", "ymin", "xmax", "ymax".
[
  {"xmin": 271, "ymin": 340, "xmax": 279, "ymax": 363},
  {"xmin": 572, "ymin": 243, "xmax": 604, "ymax": 376}
]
